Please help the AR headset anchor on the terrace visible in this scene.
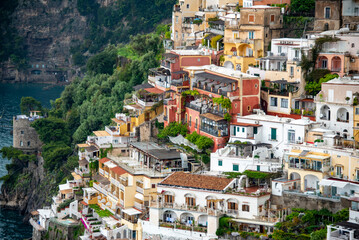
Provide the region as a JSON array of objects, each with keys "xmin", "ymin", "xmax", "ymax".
[
  {"xmin": 192, "ymin": 72, "xmax": 236, "ymax": 97},
  {"xmin": 200, "ymin": 113, "xmax": 229, "ymax": 137}
]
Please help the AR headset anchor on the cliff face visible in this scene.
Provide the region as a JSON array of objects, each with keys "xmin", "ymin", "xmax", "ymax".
[
  {"xmin": 1, "ymin": 0, "xmax": 90, "ymax": 83},
  {"xmin": 0, "ymin": 157, "xmax": 58, "ymax": 221}
]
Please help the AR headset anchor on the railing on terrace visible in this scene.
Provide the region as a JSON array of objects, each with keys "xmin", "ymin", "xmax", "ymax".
[
  {"xmin": 185, "ymin": 102, "xmax": 226, "ymax": 116},
  {"xmin": 268, "ymin": 89, "xmax": 290, "ymax": 96},
  {"xmin": 193, "ymin": 83, "xmax": 231, "ymax": 97},
  {"xmin": 110, "ymin": 177, "xmax": 120, "ymax": 187},
  {"xmin": 288, "ymin": 163, "xmax": 324, "ymax": 172},
  {"xmin": 150, "ymin": 201, "xmax": 224, "ymax": 216},
  {"xmin": 159, "ymin": 221, "xmax": 207, "ymax": 233},
  {"xmin": 120, "ymin": 199, "xmax": 124, "ymax": 207},
  {"xmin": 283, "ymin": 190, "xmax": 341, "ymax": 202},
  {"xmin": 331, "ymin": 68, "xmax": 341, "ymax": 72},
  {"xmin": 93, "ymin": 182, "xmax": 109, "ymax": 196},
  {"xmin": 136, "ymin": 186, "xmax": 144, "ymax": 194},
  {"xmin": 134, "ymin": 202, "xmax": 144, "ymax": 210}
]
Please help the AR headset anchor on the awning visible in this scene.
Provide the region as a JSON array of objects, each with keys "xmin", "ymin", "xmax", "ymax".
[
  {"xmin": 172, "ymin": 70, "xmax": 187, "ymax": 74},
  {"xmin": 135, "ymin": 193, "xmax": 144, "ymax": 201},
  {"xmin": 319, "ymin": 179, "xmax": 349, "ymax": 188},
  {"xmin": 122, "ymin": 208, "xmax": 141, "ymax": 216},
  {"xmin": 195, "ymin": 11, "xmax": 205, "ymax": 17},
  {"xmin": 196, "ymin": 72, "xmax": 236, "ymax": 84},
  {"xmin": 104, "ymin": 161, "xmax": 117, "ymax": 169}
]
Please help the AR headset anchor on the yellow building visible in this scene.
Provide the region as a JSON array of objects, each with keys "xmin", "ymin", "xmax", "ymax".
[
  {"xmin": 354, "ymin": 106, "xmax": 359, "ymax": 143},
  {"xmin": 222, "ymin": 6, "xmax": 282, "ymax": 72}
]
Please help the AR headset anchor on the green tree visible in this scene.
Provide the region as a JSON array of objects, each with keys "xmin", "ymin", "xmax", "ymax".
[
  {"xmin": 31, "ymin": 117, "xmax": 71, "ymax": 145},
  {"xmin": 290, "ymin": 0, "xmax": 315, "ymax": 15},
  {"xmin": 20, "ymin": 97, "xmax": 42, "ymax": 115},
  {"xmin": 158, "ymin": 122, "xmax": 188, "ymax": 139},
  {"xmin": 86, "ymin": 45, "xmax": 117, "ymax": 75}
]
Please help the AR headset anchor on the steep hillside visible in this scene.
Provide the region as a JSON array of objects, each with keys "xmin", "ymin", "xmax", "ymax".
[{"xmin": 0, "ymin": 0, "xmax": 174, "ymax": 83}]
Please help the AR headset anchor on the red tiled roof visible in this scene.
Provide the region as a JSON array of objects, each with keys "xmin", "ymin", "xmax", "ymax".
[
  {"xmin": 80, "ymin": 200, "xmax": 88, "ymax": 206},
  {"xmin": 160, "ymin": 172, "xmax": 233, "ymax": 191},
  {"xmin": 232, "ymin": 122, "xmax": 261, "ymax": 127},
  {"xmin": 111, "ymin": 166, "xmax": 127, "ymax": 176},
  {"xmin": 144, "ymin": 87, "xmax": 164, "ymax": 94},
  {"xmin": 99, "ymin": 157, "xmax": 110, "ymax": 164}
]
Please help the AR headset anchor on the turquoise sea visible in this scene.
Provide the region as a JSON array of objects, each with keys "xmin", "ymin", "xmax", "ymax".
[{"xmin": 0, "ymin": 83, "xmax": 64, "ymax": 239}]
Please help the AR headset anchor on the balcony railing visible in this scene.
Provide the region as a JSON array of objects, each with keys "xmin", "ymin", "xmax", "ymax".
[
  {"xmin": 185, "ymin": 102, "xmax": 226, "ymax": 116},
  {"xmin": 136, "ymin": 186, "xmax": 144, "ymax": 194},
  {"xmin": 331, "ymin": 68, "xmax": 341, "ymax": 72},
  {"xmin": 134, "ymin": 202, "xmax": 144, "ymax": 211},
  {"xmin": 193, "ymin": 83, "xmax": 231, "ymax": 97},
  {"xmin": 159, "ymin": 222, "xmax": 207, "ymax": 233},
  {"xmin": 111, "ymin": 177, "xmax": 120, "ymax": 188}
]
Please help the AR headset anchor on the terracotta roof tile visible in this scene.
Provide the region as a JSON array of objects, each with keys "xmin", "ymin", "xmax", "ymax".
[
  {"xmin": 160, "ymin": 172, "xmax": 233, "ymax": 191},
  {"xmin": 232, "ymin": 122, "xmax": 261, "ymax": 127},
  {"xmin": 99, "ymin": 157, "xmax": 110, "ymax": 164},
  {"xmin": 111, "ymin": 166, "xmax": 127, "ymax": 176}
]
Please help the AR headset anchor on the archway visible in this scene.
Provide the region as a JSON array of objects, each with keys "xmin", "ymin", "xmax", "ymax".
[
  {"xmin": 337, "ymin": 108, "xmax": 349, "ymax": 122},
  {"xmin": 320, "ymin": 105, "xmax": 331, "ymax": 120},
  {"xmin": 289, "ymin": 172, "xmax": 301, "ymax": 190},
  {"xmin": 223, "ymin": 61, "xmax": 234, "ymax": 69},
  {"xmin": 198, "ymin": 215, "xmax": 208, "ymax": 227},
  {"xmin": 238, "ymin": 44, "xmax": 253, "ymax": 57},
  {"xmin": 163, "ymin": 210, "xmax": 177, "ymax": 222},
  {"xmin": 331, "ymin": 56, "xmax": 341, "ymax": 72},
  {"xmin": 304, "ymin": 174, "xmax": 319, "ymax": 191},
  {"xmin": 180, "ymin": 212, "xmax": 195, "ymax": 225}
]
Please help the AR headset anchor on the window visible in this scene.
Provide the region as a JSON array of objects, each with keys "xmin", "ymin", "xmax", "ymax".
[
  {"xmin": 356, "ymin": 169, "xmax": 359, "ymax": 181},
  {"xmin": 355, "ymin": 7, "xmax": 359, "ymax": 16},
  {"xmin": 20, "ymin": 141, "xmax": 23, "ymax": 147},
  {"xmin": 242, "ymin": 128, "xmax": 245, "ymax": 132},
  {"xmin": 290, "ymin": 66, "xmax": 294, "ymax": 76},
  {"xmin": 278, "ymin": 46, "xmax": 282, "ymax": 54},
  {"xmin": 288, "ymin": 130, "xmax": 295, "ymax": 143},
  {"xmin": 186, "ymin": 197, "xmax": 195, "ymax": 206},
  {"xmin": 270, "ymin": 14, "xmax": 275, "ymax": 22},
  {"xmin": 295, "ymin": 50, "xmax": 299, "ymax": 58},
  {"xmin": 321, "ymin": 59, "xmax": 328, "ymax": 68},
  {"xmin": 189, "ymin": 116, "xmax": 192, "ymax": 127},
  {"xmin": 195, "ymin": 118, "xmax": 198, "ymax": 128},
  {"xmin": 233, "ymin": 164, "xmax": 239, "ymax": 171},
  {"xmin": 259, "ymin": 205, "xmax": 263, "ymax": 212},
  {"xmin": 175, "ymin": 16, "xmax": 178, "ymax": 24},
  {"xmin": 352, "ymin": 43, "xmax": 355, "ymax": 48},
  {"xmin": 356, "ymin": 108, "xmax": 359, "ymax": 115},
  {"xmin": 281, "ymin": 98, "xmax": 288, "ymax": 108},
  {"xmin": 248, "ymin": 31, "xmax": 254, "ymax": 39},
  {"xmin": 253, "ymin": 127, "xmax": 258, "ymax": 134},
  {"xmin": 186, "ymin": 4, "xmax": 189, "ymax": 8},
  {"xmin": 325, "ymin": 7, "xmax": 330, "ymax": 19},
  {"xmin": 271, "ymin": 128, "xmax": 277, "ymax": 140},
  {"xmin": 175, "ymin": 31, "xmax": 178, "ymax": 40},
  {"xmin": 218, "ymin": 160, "xmax": 223, "ymax": 166},
  {"xmin": 247, "ymin": 105, "xmax": 251, "ymax": 111},
  {"xmin": 242, "ymin": 204, "xmax": 250, "ymax": 212},
  {"xmin": 336, "ymin": 166, "xmax": 343, "ymax": 177},
  {"xmin": 152, "ymin": 184, "xmax": 156, "ymax": 188},
  {"xmin": 270, "ymin": 97, "xmax": 277, "ymax": 107},
  {"xmin": 27, "ymin": 141, "xmax": 30, "ymax": 146},
  {"xmin": 21, "ymin": 131, "xmax": 24, "ymax": 134},
  {"xmin": 228, "ymin": 202, "xmax": 238, "ymax": 210},
  {"xmin": 248, "ymin": 15, "xmax": 254, "ymax": 23},
  {"xmin": 165, "ymin": 194, "xmax": 174, "ymax": 203}
]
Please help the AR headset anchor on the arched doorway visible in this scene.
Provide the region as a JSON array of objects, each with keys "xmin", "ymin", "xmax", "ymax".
[
  {"xmin": 318, "ymin": 56, "xmax": 328, "ymax": 69},
  {"xmin": 337, "ymin": 108, "xmax": 349, "ymax": 122},
  {"xmin": 320, "ymin": 105, "xmax": 331, "ymax": 120},
  {"xmin": 289, "ymin": 172, "xmax": 301, "ymax": 190},
  {"xmin": 180, "ymin": 212, "xmax": 195, "ymax": 225},
  {"xmin": 163, "ymin": 210, "xmax": 177, "ymax": 223},
  {"xmin": 304, "ymin": 174, "xmax": 319, "ymax": 192},
  {"xmin": 331, "ymin": 56, "xmax": 341, "ymax": 72}
]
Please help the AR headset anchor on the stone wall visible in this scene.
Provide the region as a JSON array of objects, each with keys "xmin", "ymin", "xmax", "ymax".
[
  {"xmin": 47, "ymin": 218, "xmax": 81, "ymax": 240},
  {"xmin": 271, "ymin": 192, "xmax": 351, "ymax": 213},
  {"xmin": 12, "ymin": 117, "xmax": 42, "ymax": 154}
]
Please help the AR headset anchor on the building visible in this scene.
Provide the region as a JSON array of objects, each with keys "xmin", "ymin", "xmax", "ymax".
[
  {"xmin": 314, "ymin": 0, "xmax": 359, "ymax": 32},
  {"xmin": 143, "ymin": 171, "xmax": 274, "ymax": 240},
  {"xmin": 327, "ymin": 194, "xmax": 359, "ymax": 239},
  {"xmin": 80, "ymin": 142, "xmax": 195, "ymax": 240},
  {"xmin": 13, "ymin": 111, "xmax": 43, "ymax": 154},
  {"xmin": 148, "ymin": 50, "xmax": 212, "ymax": 90},
  {"xmin": 232, "ymin": 110, "xmax": 317, "ymax": 158},
  {"xmin": 222, "ymin": 6, "xmax": 283, "ymax": 73},
  {"xmin": 315, "ymin": 76, "xmax": 359, "ymax": 140},
  {"xmin": 314, "ymin": 0, "xmax": 342, "ymax": 32},
  {"xmin": 163, "ymin": 65, "xmax": 261, "ymax": 151}
]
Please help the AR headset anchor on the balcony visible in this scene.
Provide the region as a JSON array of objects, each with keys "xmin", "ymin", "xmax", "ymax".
[
  {"xmin": 164, "ymin": 98, "xmax": 176, "ymax": 106},
  {"xmin": 159, "ymin": 222, "xmax": 207, "ymax": 233},
  {"xmin": 193, "ymin": 83, "xmax": 232, "ymax": 97},
  {"xmin": 268, "ymin": 89, "xmax": 290, "ymax": 97},
  {"xmin": 136, "ymin": 186, "xmax": 144, "ymax": 194},
  {"xmin": 134, "ymin": 202, "xmax": 145, "ymax": 211},
  {"xmin": 224, "ymin": 37, "xmax": 254, "ymax": 44},
  {"xmin": 110, "ymin": 177, "xmax": 120, "ymax": 188},
  {"xmin": 93, "ymin": 182, "xmax": 109, "ymax": 196},
  {"xmin": 120, "ymin": 199, "xmax": 124, "ymax": 207}
]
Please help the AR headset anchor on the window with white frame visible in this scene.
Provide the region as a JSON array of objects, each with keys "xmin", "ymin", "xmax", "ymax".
[
  {"xmin": 281, "ymin": 98, "xmax": 288, "ymax": 108},
  {"xmin": 325, "ymin": 7, "xmax": 330, "ymax": 19},
  {"xmin": 290, "ymin": 66, "xmax": 294, "ymax": 76}
]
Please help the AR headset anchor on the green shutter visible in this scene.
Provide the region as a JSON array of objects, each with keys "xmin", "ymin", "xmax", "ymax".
[
  {"xmin": 253, "ymin": 127, "xmax": 257, "ymax": 134},
  {"xmin": 218, "ymin": 160, "xmax": 222, "ymax": 166},
  {"xmin": 233, "ymin": 164, "xmax": 239, "ymax": 171},
  {"xmin": 271, "ymin": 128, "xmax": 277, "ymax": 140}
]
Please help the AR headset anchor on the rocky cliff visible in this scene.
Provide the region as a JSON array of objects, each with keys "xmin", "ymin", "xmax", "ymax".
[
  {"xmin": 0, "ymin": 156, "xmax": 58, "ymax": 221},
  {"xmin": 0, "ymin": 0, "xmax": 174, "ymax": 83},
  {"xmin": 1, "ymin": 0, "xmax": 89, "ymax": 83}
]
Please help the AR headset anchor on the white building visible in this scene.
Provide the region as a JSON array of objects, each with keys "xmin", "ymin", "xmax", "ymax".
[
  {"xmin": 327, "ymin": 194, "xmax": 359, "ymax": 240},
  {"xmin": 144, "ymin": 172, "xmax": 275, "ymax": 240},
  {"xmin": 316, "ymin": 77, "xmax": 359, "ymax": 139},
  {"xmin": 232, "ymin": 110, "xmax": 317, "ymax": 158}
]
